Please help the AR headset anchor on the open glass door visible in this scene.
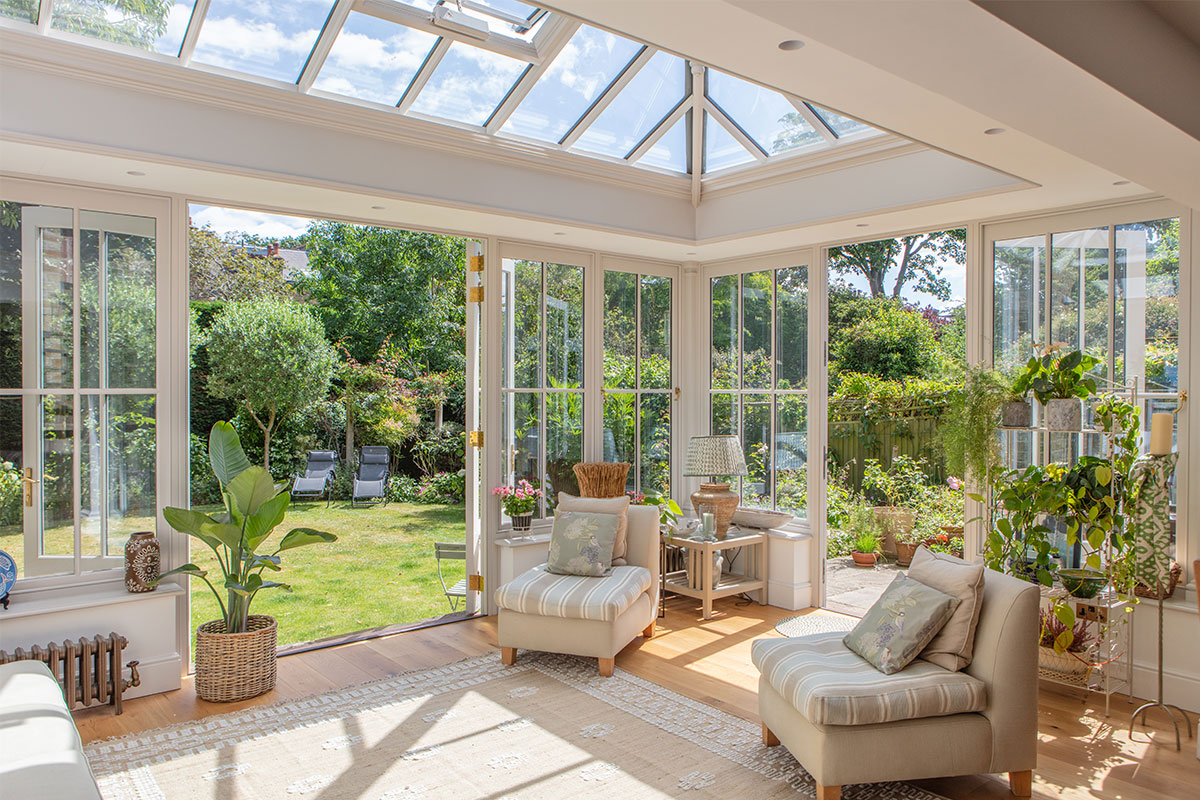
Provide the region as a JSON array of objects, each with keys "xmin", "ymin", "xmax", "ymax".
[{"xmin": 465, "ymin": 239, "xmax": 485, "ymax": 614}]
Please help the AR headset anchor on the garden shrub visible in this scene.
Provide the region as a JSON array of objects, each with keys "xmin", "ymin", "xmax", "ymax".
[
  {"xmin": 831, "ymin": 301, "xmax": 939, "ymax": 382},
  {"xmin": 0, "ymin": 460, "xmax": 22, "ymax": 526}
]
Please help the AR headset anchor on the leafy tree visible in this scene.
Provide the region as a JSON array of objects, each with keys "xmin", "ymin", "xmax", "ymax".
[
  {"xmin": 189, "ymin": 225, "xmax": 294, "ymax": 302},
  {"xmin": 49, "ymin": 1, "xmax": 171, "ymax": 49},
  {"xmin": 829, "ymin": 229, "xmax": 965, "ymax": 301},
  {"xmin": 831, "ymin": 301, "xmax": 939, "ymax": 382},
  {"xmin": 335, "ymin": 343, "xmax": 420, "ymax": 463},
  {"xmin": 205, "ymin": 299, "xmax": 334, "ymax": 473}
]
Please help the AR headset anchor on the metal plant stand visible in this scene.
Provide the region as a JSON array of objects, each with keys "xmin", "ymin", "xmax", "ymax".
[{"xmin": 1129, "ymin": 588, "xmax": 1194, "ymax": 750}]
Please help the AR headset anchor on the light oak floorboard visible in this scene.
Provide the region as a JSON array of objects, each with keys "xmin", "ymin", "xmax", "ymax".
[{"xmin": 75, "ymin": 596, "xmax": 1200, "ymax": 799}]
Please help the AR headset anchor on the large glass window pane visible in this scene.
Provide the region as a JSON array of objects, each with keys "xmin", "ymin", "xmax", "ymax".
[
  {"xmin": 0, "ymin": 0, "xmax": 38, "ymax": 24},
  {"xmin": 313, "ymin": 12, "xmax": 439, "ymax": 105},
  {"xmin": 993, "ymin": 235, "xmax": 1044, "ymax": 373},
  {"xmin": 602, "ymin": 391, "xmax": 635, "ymax": 471},
  {"xmin": 80, "ymin": 394, "xmax": 101, "ymax": 558},
  {"xmin": 707, "ymin": 69, "xmax": 818, "ymax": 156},
  {"xmin": 710, "ymin": 392, "xmax": 735, "ymax": 436},
  {"xmin": 742, "ymin": 394, "xmax": 771, "ymax": 507},
  {"xmin": 0, "ymin": 398, "xmax": 22, "ymax": 572},
  {"xmin": 775, "ymin": 394, "xmax": 806, "ymax": 516},
  {"xmin": 1118, "ymin": 219, "xmax": 1179, "ymax": 393},
  {"xmin": 637, "ymin": 115, "xmax": 688, "ymax": 173},
  {"xmin": 38, "ymin": 210, "xmax": 75, "ymax": 390},
  {"xmin": 776, "ymin": 266, "xmax": 807, "ymax": 390},
  {"xmin": 813, "ymin": 106, "xmax": 879, "ymax": 140},
  {"xmin": 502, "ymin": 26, "xmax": 641, "ymax": 143},
  {"xmin": 41, "ymin": 395, "xmax": 73, "ymax": 561},
  {"xmin": 742, "ymin": 271, "xmax": 772, "ymax": 389},
  {"xmin": 0, "ymin": 202, "xmax": 44, "ymax": 390},
  {"xmin": 545, "ymin": 263, "xmax": 583, "ymax": 389},
  {"xmin": 409, "ymin": 42, "xmax": 529, "ymax": 126},
  {"xmin": 1050, "ymin": 228, "xmax": 1107, "ymax": 368},
  {"xmin": 704, "ymin": 112, "xmax": 756, "ymax": 173},
  {"xmin": 603, "ymin": 271, "xmax": 635, "ymax": 390},
  {"xmin": 192, "ymin": 0, "xmax": 333, "ymax": 83},
  {"xmin": 573, "ymin": 50, "xmax": 685, "ymax": 159},
  {"xmin": 503, "ymin": 259, "xmax": 541, "ymax": 389},
  {"xmin": 50, "ymin": 0, "xmax": 194, "ymax": 55},
  {"xmin": 640, "ymin": 275, "xmax": 671, "ymax": 390},
  {"xmin": 640, "ymin": 393, "xmax": 670, "ymax": 494},
  {"xmin": 545, "ymin": 392, "xmax": 582, "ymax": 501},
  {"xmin": 106, "ymin": 394, "xmax": 156, "ymax": 553},
  {"xmin": 503, "ymin": 391, "xmax": 539, "ymax": 517},
  {"xmin": 711, "ymin": 275, "xmax": 738, "ymax": 390}
]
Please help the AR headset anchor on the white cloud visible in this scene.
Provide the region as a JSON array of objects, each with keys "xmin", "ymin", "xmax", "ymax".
[{"xmin": 190, "ymin": 205, "xmax": 312, "ymax": 239}]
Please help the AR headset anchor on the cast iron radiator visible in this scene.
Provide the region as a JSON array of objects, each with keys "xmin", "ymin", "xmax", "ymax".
[{"xmin": 0, "ymin": 632, "xmax": 140, "ymax": 714}]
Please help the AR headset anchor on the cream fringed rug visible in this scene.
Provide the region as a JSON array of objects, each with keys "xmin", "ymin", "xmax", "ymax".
[{"xmin": 85, "ymin": 652, "xmax": 946, "ymax": 800}]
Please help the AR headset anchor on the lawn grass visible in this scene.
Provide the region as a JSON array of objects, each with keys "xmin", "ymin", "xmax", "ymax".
[{"xmin": 189, "ymin": 501, "xmax": 466, "ymax": 648}]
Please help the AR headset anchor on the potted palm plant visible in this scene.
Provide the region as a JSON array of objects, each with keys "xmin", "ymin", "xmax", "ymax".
[{"xmin": 155, "ymin": 422, "xmax": 336, "ymax": 702}]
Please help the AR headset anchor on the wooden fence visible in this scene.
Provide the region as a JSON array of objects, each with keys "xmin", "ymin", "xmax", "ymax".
[{"xmin": 827, "ymin": 393, "xmax": 953, "ymax": 493}]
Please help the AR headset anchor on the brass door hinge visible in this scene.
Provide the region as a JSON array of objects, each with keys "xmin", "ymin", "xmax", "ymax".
[
  {"xmin": 468, "ymin": 286, "xmax": 484, "ymax": 303},
  {"xmin": 468, "ymin": 430, "xmax": 484, "ymax": 447},
  {"xmin": 468, "ymin": 254, "xmax": 484, "ymax": 272},
  {"xmin": 468, "ymin": 574, "xmax": 484, "ymax": 592}
]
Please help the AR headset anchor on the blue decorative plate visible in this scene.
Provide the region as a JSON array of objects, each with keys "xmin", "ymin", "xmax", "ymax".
[{"xmin": 0, "ymin": 549, "xmax": 14, "ymax": 599}]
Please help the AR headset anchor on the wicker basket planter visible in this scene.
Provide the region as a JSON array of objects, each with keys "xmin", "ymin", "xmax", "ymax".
[
  {"xmin": 195, "ymin": 615, "xmax": 278, "ymax": 702},
  {"xmin": 1037, "ymin": 645, "xmax": 1089, "ymax": 677},
  {"xmin": 572, "ymin": 462, "xmax": 631, "ymax": 498}
]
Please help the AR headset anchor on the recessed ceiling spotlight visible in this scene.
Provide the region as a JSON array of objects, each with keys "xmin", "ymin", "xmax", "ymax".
[
  {"xmin": 855, "ymin": 223, "xmax": 869, "ymax": 228},
  {"xmin": 1112, "ymin": 180, "xmax": 1131, "ymax": 186},
  {"xmin": 553, "ymin": 232, "xmax": 566, "ymax": 236},
  {"xmin": 778, "ymin": 39, "xmax": 805, "ymax": 51},
  {"xmin": 983, "ymin": 127, "xmax": 1006, "ymax": 135},
  {"xmin": 126, "ymin": 170, "xmax": 146, "ymax": 176},
  {"xmin": 686, "ymin": 252, "xmax": 697, "ymax": 256},
  {"xmin": 371, "ymin": 205, "xmax": 385, "ymax": 210}
]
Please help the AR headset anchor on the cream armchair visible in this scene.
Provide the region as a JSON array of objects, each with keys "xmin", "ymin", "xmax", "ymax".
[
  {"xmin": 756, "ymin": 567, "xmax": 1039, "ymax": 800},
  {"xmin": 495, "ymin": 505, "xmax": 659, "ymax": 676}
]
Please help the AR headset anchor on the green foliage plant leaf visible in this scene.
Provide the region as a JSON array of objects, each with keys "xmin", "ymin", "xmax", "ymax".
[
  {"xmin": 242, "ymin": 490, "xmax": 289, "ymax": 552},
  {"xmin": 209, "ymin": 420, "xmax": 251, "ymax": 488},
  {"xmin": 226, "ymin": 466, "xmax": 279, "ymax": 520},
  {"xmin": 277, "ymin": 528, "xmax": 338, "ymax": 552}
]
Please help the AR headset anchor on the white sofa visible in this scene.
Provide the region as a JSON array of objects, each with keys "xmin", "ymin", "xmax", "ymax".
[
  {"xmin": 0, "ymin": 660, "xmax": 103, "ymax": 800},
  {"xmin": 495, "ymin": 505, "xmax": 660, "ymax": 676}
]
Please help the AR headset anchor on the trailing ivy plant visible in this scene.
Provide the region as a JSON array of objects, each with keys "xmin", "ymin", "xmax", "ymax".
[{"xmin": 154, "ymin": 421, "xmax": 337, "ymax": 633}]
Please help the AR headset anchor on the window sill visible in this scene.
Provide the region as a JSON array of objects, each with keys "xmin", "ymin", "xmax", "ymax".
[
  {"xmin": 2, "ymin": 581, "xmax": 184, "ymax": 620},
  {"xmin": 494, "ymin": 532, "xmax": 552, "ymax": 548}
]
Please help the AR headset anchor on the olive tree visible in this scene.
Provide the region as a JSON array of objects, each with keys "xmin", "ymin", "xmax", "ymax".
[{"xmin": 206, "ymin": 299, "xmax": 334, "ymax": 473}]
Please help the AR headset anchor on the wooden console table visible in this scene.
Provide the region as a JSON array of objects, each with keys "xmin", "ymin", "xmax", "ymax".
[{"xmin": 663, "ymin": 528, "xmax": 767, "ymax": 619}]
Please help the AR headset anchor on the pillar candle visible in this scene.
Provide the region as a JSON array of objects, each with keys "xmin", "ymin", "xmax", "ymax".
[{"xmin": 1149, "ymin": 412, "xmax": 1173, "ymax": 456}]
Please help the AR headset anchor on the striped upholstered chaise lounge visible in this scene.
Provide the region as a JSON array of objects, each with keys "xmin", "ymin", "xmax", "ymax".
[
  {"xmin": 494, "ymin": 505, "xmax": 659, "ymax": 676},
  {"xmin": 755, "ymin": 564, "xmax": 1039, "ymax": 800}
]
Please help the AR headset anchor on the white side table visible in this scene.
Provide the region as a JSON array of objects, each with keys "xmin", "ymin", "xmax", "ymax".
[{"xmin": 663, "ymin": 529, "xmax": 767, "ymax": 619}]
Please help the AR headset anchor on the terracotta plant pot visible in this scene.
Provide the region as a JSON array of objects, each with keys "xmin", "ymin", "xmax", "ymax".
[
  {"xmin": 1001, "ymin": 400, "xmax": 1033, "ymax": 428},
  {"xmin": 895, "ymin": 541, "xmax": 919, "ymax": 567},
  {"xmin": 872, "ymin": 507, "xmax": 913, "ymax": 557},
  {"xmin": 1045, "ymin": 398, "xmax": 1083, "ymax": 431},
  {"xmin": 851, "ymin": 551, "xmax": 877, "ymax": 568}
]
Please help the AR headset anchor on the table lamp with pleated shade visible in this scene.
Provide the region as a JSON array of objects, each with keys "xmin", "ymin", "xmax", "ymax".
[{"xmin": 683, "ymin": 435, "xmax": 748, "ymax": 539}]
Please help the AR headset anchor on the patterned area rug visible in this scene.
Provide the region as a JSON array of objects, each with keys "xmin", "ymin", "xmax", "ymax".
[
  {"xmin": 85, "ymin": 651, "xmax": 945, "ymax": 799},
  {"xmin": 775, "ymin": 612, "xmax": 858, "ymax": 638}
]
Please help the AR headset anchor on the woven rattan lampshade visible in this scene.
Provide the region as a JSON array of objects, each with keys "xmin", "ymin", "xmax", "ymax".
[{"xmin": 683, "ymin": 435, "xmax": 748, "ymax": 478}]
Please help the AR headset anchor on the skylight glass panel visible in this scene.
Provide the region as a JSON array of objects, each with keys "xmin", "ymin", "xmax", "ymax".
[
  {"xmin": 704, "ymin": 112, "xmax": 756, "ymax": 173},
  {"xmin": 573, "ymin": 50, "xmax": 685, "ymax": 159},
  {"xmin": 501, "ymin": 26, "xmax": 641, "ymax": 143},
  {"xmin": 707, "ymin": 69, "xmax": 822, "ymax": 156},
  {"xmin": 1, "ymin": 0, "xmax": 38, "ymax": 25},
  {"xmin": 814, "ymin": 106, "xmax": 880, "ymax": 139},
  {"xmin": 192, "ymin": 0, "xmax": 334, "ymax": 83},
  {"xmin": 637, "ymin": 115, "xmax": 687, "ymax": 173},
  {"xmin": 49, "ymin": 0, "xmax": 195, "ymax": 55},
  {"xmin": 313, "ymin": 12, "xmax": 438, "ymax": 106},
  {"xmin": 409, "ymin": 41, "xmax": 529, "ymax": 126}
]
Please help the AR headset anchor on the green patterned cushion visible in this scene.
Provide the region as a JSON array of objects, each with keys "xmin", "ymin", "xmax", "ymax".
[
  {"xmin": 546, "ymin": 511, "xmax": 620, "ymax": 577},
  {"xmin": 843, "ymin": 574, "xmax": 961, "ymax": 674}
]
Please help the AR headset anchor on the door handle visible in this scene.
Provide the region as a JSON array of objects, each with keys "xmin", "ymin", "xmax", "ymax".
[{"xmin": 22, "ymin": 467, "xmax": 39, "ymax": 507}]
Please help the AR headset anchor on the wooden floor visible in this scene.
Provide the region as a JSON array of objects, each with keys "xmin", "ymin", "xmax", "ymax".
[{"xmin": 76, "ymin": 595, "xmax": 1199, "ymax": 799}]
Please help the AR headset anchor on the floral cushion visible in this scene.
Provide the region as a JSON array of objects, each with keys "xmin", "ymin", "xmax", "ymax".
[
  {"xmin": 842, "ymin": 574, "xmax": 961, "ymax": 674},
  {"xmin": 546, "ymin": 511, "xmax": 619, "ymax": 577}
]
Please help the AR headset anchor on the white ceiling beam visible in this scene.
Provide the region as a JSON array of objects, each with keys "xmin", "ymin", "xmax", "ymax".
[
  {"xmin": 626, "ymin": 98, "xmax": 688, "ymax": 162},
  {"xmin": 704, "ymin": 98, "xmax": 768, "ymax": 161},
  {"xmin": 177, "ymin": 0, "xmax": 210, "ymax": 66},
  {"xmin": 298, "ymin": 0, "xmax": 355, "ymax": 92},
  {"xmin": 689, "ymin": 62, "xmax": 704, "ymax": 207},
  {"xmin": 559, "ymin": 45, "xmax": 652, "ymax": 148},
  {"xmin": 396, "ymin": 36, "xmax": 451, "ymax": 113},
  {"xmin": 485, "ymin": 17, "xmax": 580, "ymax": 134},
  {"xmin": 787, "ymin": 97, "xmax": 839, "ymax": 146},
  {"xmin": 35, "ymin": 0, "xmax": 52, "ymax": 34},
  {"xmin": 358, "ymin": 0, "xmax": 539, "ymax": 64}
]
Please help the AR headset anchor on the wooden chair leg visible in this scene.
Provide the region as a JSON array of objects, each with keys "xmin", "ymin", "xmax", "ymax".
[
  {"xmin": 762, "ymin": 722, "xmax": 780, "ymax": 746},
  {"xmin": 598, "ymin": 657, "xmax": 615, "ymax": 677},
  {"xmin": 642, "ymin": 620, "xmax": 655, "ymax": 638},
  {"xmin": 815, "ymin": 783, "xmax": 841, "ymax": 800},
  {"xmin": 500, "ymin": 647, "xmax": 516, "ymax": 666},
  {"xmin": 1008, "ymin": 770, "xmax": 1032, "ymax": 797}
]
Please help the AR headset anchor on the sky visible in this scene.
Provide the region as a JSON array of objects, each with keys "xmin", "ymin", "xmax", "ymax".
[{"xmin": 835, "ymin": 254, "xmax": 967, "ymax": 311}]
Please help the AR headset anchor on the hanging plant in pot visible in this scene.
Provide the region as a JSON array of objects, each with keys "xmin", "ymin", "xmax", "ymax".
[
  {"xmin": 154, "ymin": 422, "xmax": 336, "ymax": 703},
  {"xmin": 1018, "ymin": 347, "xmax": 1099, "ymax": 432}
]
